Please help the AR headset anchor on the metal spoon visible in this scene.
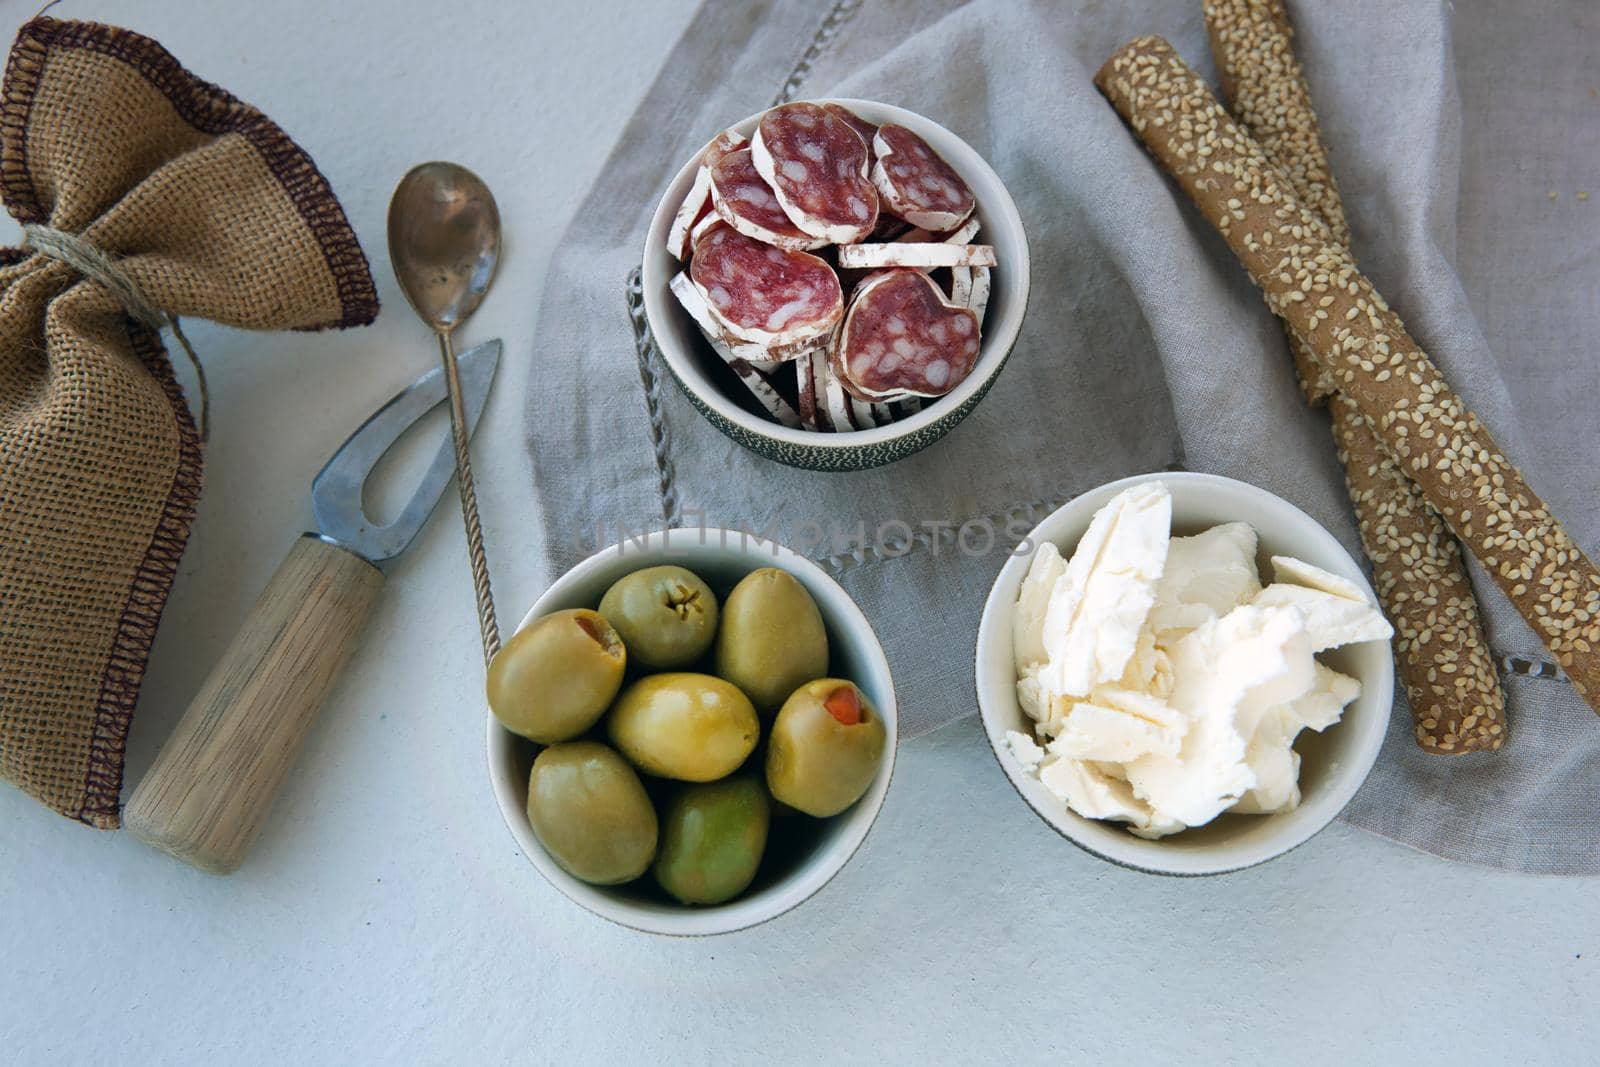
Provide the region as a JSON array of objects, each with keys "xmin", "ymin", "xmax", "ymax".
[{"xmin": 387, "ymin": 162, "xmax": 503, "ymax": 664}]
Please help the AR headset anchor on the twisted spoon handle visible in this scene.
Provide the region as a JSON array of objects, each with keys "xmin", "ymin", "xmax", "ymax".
[{"xmin": 439, "ymin": 331, "xmax": 500, "ymax": 665}]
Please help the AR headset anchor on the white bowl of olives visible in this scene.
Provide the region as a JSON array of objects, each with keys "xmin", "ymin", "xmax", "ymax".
[{"xmin": 486, "ymin": 528, "xmax": 897, "ymax": 936}]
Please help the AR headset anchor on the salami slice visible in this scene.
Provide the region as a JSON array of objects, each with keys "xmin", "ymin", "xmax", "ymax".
[
  {"xmin": 941, "ymin": 216, "xmax": 982, "ymax": 245},
  {"xmin": 894, "ymin": 216, "xmax": 979, "ymax": 245},
  {"xmin": 709, "ymin": 148, "xmax": 828, "ymax": 252},
  {"xmin": 667, "ymin": 169, "xmax": 713, "ymax": 261},
  {"xmin": 668, "ymin": 272, "xmax": 803, "ymax": 425},
  {"xmin": 703, "ymin": 129, "xmax": 747, "ymax": 169},
  {"xmin": 666, "ymin": 130, "xmax": 747, "ymax": 261},
  {"xmin": 836, "ymin": 242, "xmax": 996, "ymax": 269},
  {"xmin": 689, "ymin": 224, "xmax": 843, "ymax": 356},
  {"xmin": 821, "ymin": 103, "xmax": 879, "ymax": 166},
  {"xmin": 951, "ymin": 264, "xmax": 992, "ymax": 324},
  {"xmin": 834, "ymin": 269, "xmax": 981, "ymax": 401},
  {"xmin": 752, "ymin": 102, "xmax": 878, "ymax": 244},
  {"xmin": 727, "ymin": 356, "xmax": 803, "ymax": 427},
  {"xmin": 689, "ymin": 208, "xmax": 723, "ymax": 250},
  {"xmin": 669, "ymin": 271, "xmax": 788, "ymax": 363},
  {"xmin": 823, "ymin": 362, "xmax": 857, "ymax": 431},
  {"xmin": 871, "ymin": 124, "xmax": 975, "ymax": 232},
  {"xmin": 894, "ymin": 216, "xmax": 981, "ymax": 246},
  {"xmin": 797, "ymin": 350, "xmax": 824, "ymax": 430}
]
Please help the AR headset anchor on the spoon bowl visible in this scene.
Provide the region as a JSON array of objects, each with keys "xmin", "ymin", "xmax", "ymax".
[{"xmin": 388, "ymin": 162, "xmax": 502, "ymax": 334}]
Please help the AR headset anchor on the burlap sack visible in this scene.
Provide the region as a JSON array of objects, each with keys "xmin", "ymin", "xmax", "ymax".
[{"xmin": 0, "ymin": 17, "xmax": 378, "ymax": 828}]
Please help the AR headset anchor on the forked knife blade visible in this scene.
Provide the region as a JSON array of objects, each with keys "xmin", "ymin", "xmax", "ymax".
[
  {"xmin": 312, "ymin": 338, "xmax": 500, "ymax": 563},
  {"xmin": 124, "ymin": 339, "xmax": 502, "ymax": 874}
]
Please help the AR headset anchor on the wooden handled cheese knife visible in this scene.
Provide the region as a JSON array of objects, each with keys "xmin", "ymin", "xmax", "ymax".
[{"xmin": 124, "ymin": 340, "xmax": 501, "ymax": 874}]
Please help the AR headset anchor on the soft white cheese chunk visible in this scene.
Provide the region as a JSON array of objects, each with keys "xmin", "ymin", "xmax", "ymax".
[
  {"xmin": 1037, "ymin": 756, "xmax": 1183, "ymax": 838},
  {"xmin": 1124, "ymin": 604, "xmax": 1313, "ymax": 827},
  {"xmin": 1231, "ymin": 713, "xmax": 1302, "ymax": 815},
  {"xmin": 1016, "ymin": 665, "xmax": 1074, "ymax": 738},
  {"xmin": 1004, "ymin": 729, "xmax": 1046, "ymax": 774},
  {"xmin": 1148, "ymin": 522, "xmax": 1261, "ymax": 641},
  {"xmin": 1038, "ymin": 483, "xmax": 1171, "ymax": 698},
  {"xmin": 1048, "ymin": 699, "xmax": 1183, "ymax": 763},
  {"xmin": 1113, "ymin": 627, "xmax": 1176, "ymax": 698},
  {"xmin": 1270, "ymin": 555, "xmax": 1370, "ymax": 603},
  {"xmin": 1013, "ymin": 541, "xmax": 1065, "ymax": 671},
  {"xmin": 1091, "ymin": 685, "xmax": 1189, "ymax": 732},
  {"xmin": 1016, "ymin": 666, "xmax": 1045, "ymax": 722},
  {"xmin": 1252, "ymin": 583, "xmax": 1393, "ymax": 652},
  {"xmin": 1279, "ymin": 661, "xmax": 1361, "ymax": 734}
]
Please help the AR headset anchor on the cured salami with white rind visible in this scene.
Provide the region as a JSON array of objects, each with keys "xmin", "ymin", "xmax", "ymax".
[
  {"xmin": 669, "ymin": 271, "xmax": 793, "ymax": 363},
  {"xmin": 690, "ymin": 224, "xmax": 844, "ymax": 355},
  {"xmin": 666, "ymin": 168, "xmax": 713, "ymax": 261},
  {"xmin": 726, "ymin": 356, "xmax": 803, "ymax": 427},
  {"xmin": 871, "ymin": 124, "xmax": 975, "ymax": 232},
  {"xmin": 752, "ymin": 102, "xmax": 878, "ymax": 244},
  {"xmin": 689, "ymin": 209, "xmax": 723, "ymax": 250},
  {"xmin": 669, "ymin": 271, "xmax": 803, "ymax": 425},
  {"xmin": 710, "ymin": 148, "xmax": 828, "ymax": 252},
  {"xmin": 951, "ymin": 264, "xmax": 992, "ymax": 324},
  {"xmin": 834, "ymin": 269, "xmax": 981, "ymax": 401},
  {"xmin": 942, "ymin": 216, "xmax": 981, "ymax": 245},
  {"xmin": 799, "ymin": 349, "xmax": 830, "ymax": 430},
  {"xmin": 836, "ymin": 242, "xmax": 996, "ymax": 269},
  {"xmin": 821, "ymin": 102, "xmax": 879, "ymax": 168},
  {"xmin": 895, "ymin": 216, "xmax": 980, "ymax": 245},
  {"xmin": 823, "ymin": 363, "xmax": 857, "ymax": 430},
  {"xmin": 703, "ymin": 129, "xmax": 747, "ymax": 168},
  {"xmin": 666, "ymin": 130, "xmax": 747, "ymax": 260},
  {"xmin": 797, "ymin": 350, "xmax": 824, "ymax": 430}
]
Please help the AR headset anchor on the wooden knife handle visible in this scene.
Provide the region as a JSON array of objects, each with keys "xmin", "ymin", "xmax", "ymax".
[{"xmin": 125, "ymin": 534, "xmax": 384, "ymax": 874}]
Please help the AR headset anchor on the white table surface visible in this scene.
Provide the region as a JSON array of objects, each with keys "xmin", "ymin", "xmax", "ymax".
[{"xmin": 2, "ymin": 1, "xmax": 1594, "ymax": 1062}]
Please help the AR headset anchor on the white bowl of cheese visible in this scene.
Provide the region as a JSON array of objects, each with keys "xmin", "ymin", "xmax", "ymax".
[{"xmin": 975, "ymin": 472, "xmax": 1394, "ymax": 876}]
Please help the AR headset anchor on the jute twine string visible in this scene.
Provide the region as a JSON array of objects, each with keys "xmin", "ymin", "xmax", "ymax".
[{"xmin": 22, "ymin": 222, "xmax": 210, "ymax": 439}]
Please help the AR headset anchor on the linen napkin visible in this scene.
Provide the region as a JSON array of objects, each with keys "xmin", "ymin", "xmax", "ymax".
[{"xmin": 527, "ymin": 0, "xmax": 1600, "ymax": 874}]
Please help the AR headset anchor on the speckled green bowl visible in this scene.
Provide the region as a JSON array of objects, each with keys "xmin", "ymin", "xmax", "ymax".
[{"xmin": 641, "ymin": 98, "xmax": 1030, "ymax": 472}]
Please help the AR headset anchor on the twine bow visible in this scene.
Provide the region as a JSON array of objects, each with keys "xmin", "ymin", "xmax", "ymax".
[{"xmin": 22, "ymin": 222, "xmax": 210, "ymax": 439}]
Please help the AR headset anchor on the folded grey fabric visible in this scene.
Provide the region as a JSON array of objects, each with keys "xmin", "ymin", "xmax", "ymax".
[{"xmin": 528, "ymin": 0, "xmax": 1600, "ymax": 874}]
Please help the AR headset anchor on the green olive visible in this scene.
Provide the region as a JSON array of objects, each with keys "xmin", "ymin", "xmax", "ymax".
[
  {"xmin": 488, "ymin": 609, "xmax": 625, "ymax": 744},
  {"xmin": 607, "ymin": 673, "xmax": 759, "ymax": 781},
  {"xmin": 714, "ymin": 568, "xmax": 829, "ymax": 715},
  {"xmin": 766, "ymin": 679, "xmax": 886, "ymax": 817},
  {"xmin": 654, "ymin": 776, "xmax": 770, "ymax": 905},
  {"xmin": 527, "ymin": 742, "xmax": 657, "ymax": 885},
  {"xmin": 598, "ymin": 565, "xmax": 719, "ymax": 670}
]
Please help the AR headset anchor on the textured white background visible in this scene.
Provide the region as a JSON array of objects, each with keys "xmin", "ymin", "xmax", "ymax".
[{"xmin": 0, "ymin": 0, "xmax": 1594, "ymax": 1062}]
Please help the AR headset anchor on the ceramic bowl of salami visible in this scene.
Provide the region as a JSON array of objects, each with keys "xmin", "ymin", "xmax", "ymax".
[{"xmin": 641, "ymin": 98, "xmax": 1030, "ymax": 472}]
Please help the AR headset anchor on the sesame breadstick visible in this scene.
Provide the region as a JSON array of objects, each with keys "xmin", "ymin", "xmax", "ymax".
[
  {"xmin": 1096, "ymin": 37, "xmax": 1600, "ymax": 714},
  {"xmin": 1205, "ymin": 0, "xmax": 1507, "ymax": 752},
  {"xmin": 1329, "ymin": 395, "xmax": 1506, "ymax": 750}
]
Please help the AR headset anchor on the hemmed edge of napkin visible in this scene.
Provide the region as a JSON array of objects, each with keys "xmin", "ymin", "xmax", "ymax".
[
  {"xmin": 71, "ymin": 322, "xmax": 203, "ymax": 829},
  {"xmin": 0, "ymin": 17, "xmax": 380, "ymax": 826}
]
